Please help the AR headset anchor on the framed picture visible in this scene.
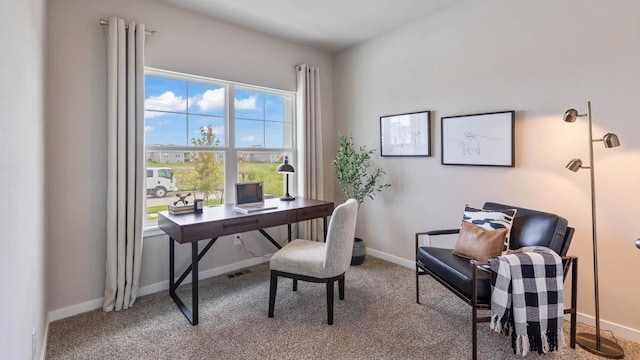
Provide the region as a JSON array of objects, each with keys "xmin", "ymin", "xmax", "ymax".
[
  {"xmin": 441, "ymin": 110, "xmax": 515, "ymax": 167},
  {"xmin": 380, "ymin": 110, "xmax": 431, "ymax": 157}
]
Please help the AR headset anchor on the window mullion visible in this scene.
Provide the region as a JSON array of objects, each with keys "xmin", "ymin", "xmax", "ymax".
[{"xmin": 226, "ymin": 84, "xmax": 237, "ymax": 204}]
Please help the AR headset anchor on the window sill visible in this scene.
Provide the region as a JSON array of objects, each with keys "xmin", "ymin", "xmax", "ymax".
[{"xmin": 143, "ymin": 226, "xmax": 166, "ymax": 238}]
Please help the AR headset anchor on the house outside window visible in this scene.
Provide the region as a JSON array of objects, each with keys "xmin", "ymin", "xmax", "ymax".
[{"xmin": 144, "ymin": 68, "xmax": 295, "ymax": 228}]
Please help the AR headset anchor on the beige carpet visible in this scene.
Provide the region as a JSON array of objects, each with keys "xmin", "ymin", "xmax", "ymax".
[{"xmin": 47, "ymin": 257, "xmax": 639, "ymax": 359}]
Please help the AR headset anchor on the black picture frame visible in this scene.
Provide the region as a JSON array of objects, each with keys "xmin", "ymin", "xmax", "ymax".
[
  {"xmin": 441, "ymin": 110, "xmax": 515, "ymax": 167},
  {"xmin": 380, "ymin": 110, "xmax": 431, "ymax": 157}
]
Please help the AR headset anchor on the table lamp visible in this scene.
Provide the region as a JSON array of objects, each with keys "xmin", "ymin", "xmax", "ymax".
[{"xmin": 276, "ymin": 156, "xmax": 295, "ymax": 201}]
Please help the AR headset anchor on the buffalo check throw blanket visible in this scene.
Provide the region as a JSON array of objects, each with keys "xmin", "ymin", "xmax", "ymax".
[{"xmin": 488, "ymin": 246, "xmax": 565, "ymax": 356}]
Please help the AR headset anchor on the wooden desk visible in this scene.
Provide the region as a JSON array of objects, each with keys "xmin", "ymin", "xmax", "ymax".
[{"xmin": 158, "ymin": 197, "xmax": 334, "ymax": 325}]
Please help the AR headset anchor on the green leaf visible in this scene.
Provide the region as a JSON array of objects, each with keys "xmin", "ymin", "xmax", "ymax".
[{"xmin": 331, "ymin": 134, "xmax": 391, "ymax": 205}]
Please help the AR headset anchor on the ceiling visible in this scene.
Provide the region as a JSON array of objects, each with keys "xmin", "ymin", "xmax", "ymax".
[{"xmin": 160, "ymin": 0, "xmax": 465, "ymax": 53}]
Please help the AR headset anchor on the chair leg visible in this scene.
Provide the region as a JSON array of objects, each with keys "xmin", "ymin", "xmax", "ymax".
[
  {"xmin": 326, "ymin": 279, "xmax": 334, "ymax": 325},
  {"xmin": 416, "ymin": 264, "xmax": 420, "ymax": 304},
  {"xmin": 570, "ymin": 257, "xmax": 578, "ymax": 348},
  {"xmin": 471, "ymin": 263, "xmax": 478, "ymax": 360},
  {"xmin": 268, "ymin": 271, "xmax": 278, "ymax": 318},
  {"xmin": 338, "ymin": 275, "xmax": 345, "ymax": 300},
  {"xmin": 293, "ymin": 279, "xmax": 298, "ymax": 291},
  {"xmin": 472, "ymin": 306, "xmax": 478, "ymax": 360}
]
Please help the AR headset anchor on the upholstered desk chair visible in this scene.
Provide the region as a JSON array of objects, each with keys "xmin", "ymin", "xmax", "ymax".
[{"xmin": 268, "ymin": 198, "xmax": 358, "ymax": 325}]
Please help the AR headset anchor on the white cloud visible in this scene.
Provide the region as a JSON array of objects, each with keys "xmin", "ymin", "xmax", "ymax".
[
  {"xmin": 145, "ymin": 91, "xmax": 186, "ymax": 118},
  {"xmin": 145, "ymin": 90, "xmax": 258, "ymax": 117},
  {"xmin": 242, "ymin": 135, "xmax": 255, "ymax": 142},
  {"xmin": 145, "ymin": 125, "xmax": 154, "ymax": 133},
  {"xmin": 235, "ymin": 95, "xmax": 258, "ymax": 110},
  {"xmin": 191, "ymin": 88, "xmax": 225, "ymax": 112}
]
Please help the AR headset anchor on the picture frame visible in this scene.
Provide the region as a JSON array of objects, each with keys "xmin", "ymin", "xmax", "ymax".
[
  {"xmin": 441, "ymin": 110, "xmax": 515, "ymax": 167},
  {"xmin": 380, "ymin": 110, "xmax": 431, "ymax": 157}
]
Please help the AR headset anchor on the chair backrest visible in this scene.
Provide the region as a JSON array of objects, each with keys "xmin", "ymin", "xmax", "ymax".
[
  {"xmin": 483, "ymin": 202, "xmax": 572, "ymax": 256},
  {"xmin": 323, "ymin": 199, "xmax": 359, "ymax": 277}
]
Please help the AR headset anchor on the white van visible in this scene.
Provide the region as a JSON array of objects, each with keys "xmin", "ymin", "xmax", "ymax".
[{"xmin": 146, "ymin": 167, "xmax": 177, "ymax": 197}]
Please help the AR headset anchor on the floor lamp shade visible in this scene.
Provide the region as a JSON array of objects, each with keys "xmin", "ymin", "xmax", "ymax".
[
  {"xmin": 276, "ymin": 156, "xmax": 295, "ymax": 201},
  {"xmin": 563, "ymin": 108, "xmax": 582, "ymax": 123},
  {"xmin": 563, "ymin": 101, "xmax": 624, "ymax": 359},
  {"xmin": 565, "ymin": 158, "xmax": 583, "ymax": 172}
]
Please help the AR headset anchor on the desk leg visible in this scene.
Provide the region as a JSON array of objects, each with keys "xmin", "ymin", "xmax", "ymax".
[
  {"xmin": 258, "ymin": 230, "xmax": 283, "ymax": 249},
  {"xmin": 288, "ymin": 224, "xmax": 292, "ymax": 243},
  {"xmin": 169, "ymin": 239, "xmax": 217, "ymax": 326},
  {"xmin": 169, "ymin": 241, "xmax": 198, "ymax": 325},
  {"xmin": 169, "ymin": 238, "xmax": 175, "ymax": 296},
  {"xmin": 191, "ymin": 242, "xmax": 199, "ymax": 325}
]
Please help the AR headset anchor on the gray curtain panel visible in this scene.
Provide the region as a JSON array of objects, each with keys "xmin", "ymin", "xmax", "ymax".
[
  {"xmin": 296, "ymin": 64, "xmax": 325, "ymax": 241},
  {"xmin": 103, "ymin": 17, "xmax": 145, "ymax": 312}
]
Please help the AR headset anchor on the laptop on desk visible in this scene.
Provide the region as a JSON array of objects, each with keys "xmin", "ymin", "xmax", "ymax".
[{"xmin": 234, "ymin": 182, "xmax": 278, "ymax": 213}]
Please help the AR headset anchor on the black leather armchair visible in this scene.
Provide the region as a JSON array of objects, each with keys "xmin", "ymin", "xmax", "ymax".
[{"xmin": 415, "ymin": 202, "xmax": 578, "ymax": 360}]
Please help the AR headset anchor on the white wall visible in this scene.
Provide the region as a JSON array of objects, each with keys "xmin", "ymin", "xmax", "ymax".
[
  {"xmin": 333, "ymin": 0, "xmax": 640, "ymax": 339},
  {"xmin": 46, "ymin": 0, "xmax": 333, "ymax": 313},
  {"xmin": 0, "ymin": 0, "xmax": 47, "ymax": 358}
]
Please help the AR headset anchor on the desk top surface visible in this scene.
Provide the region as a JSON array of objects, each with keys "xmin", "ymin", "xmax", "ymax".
[
  {"xmin": 159, "ymin": 197, "xmax": 333, "ymax": 225},
  {"xmin": 158, "ymin": 197, "xmax": 334, "ymax": 243}
]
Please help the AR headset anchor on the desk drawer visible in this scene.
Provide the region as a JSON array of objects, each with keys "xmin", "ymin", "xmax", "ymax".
[
  {"xmin": 178, "ymin": 212, "xmax": 287, "ymax": 242},
  {"xmin": 220, "ymin": 211, "xmax": 288, "ymax": 234},
  {"xmin": 296, "ymin": 203, "xmax": 334, "ymax": 222}
]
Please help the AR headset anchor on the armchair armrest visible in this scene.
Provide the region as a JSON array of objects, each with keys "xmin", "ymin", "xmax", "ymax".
[
  {"xmin": 415, "ymin": 229, "xmax": 461, "ymax": 253},
  {"xmin": 469, "ymin": 256, "xmax": 575, "ymax": 275},
  {"xmin": 470, "ymin": 260, "xmax": 491, "ymax": 277},
  {"xmin": 419, "ymin": 229, "xmax": 461, "ymax": 236},
  {"xmin": 561, "ymin": 255, "xmax": 577, "ymax": 280},
  {"xmin": 469, "ymin": 259, "xmax": 492, "ymax": 307},
  {"xmin": 470, "ymin": 259, "xmax": 489, "ymax": 267}
]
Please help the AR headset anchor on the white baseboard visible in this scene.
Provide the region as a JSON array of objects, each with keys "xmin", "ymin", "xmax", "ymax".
[
  {"xmin": 39, "ymin": 317, "xmax": 49, "ymax": 360},
  {"xmin": 366, "ymin": 247, "xmax": 415, "ymax": 268},
  {"xmin": 48, "ymin": 298, "xmax": 105, "ymax": 322},
  {"xmin": 48, "ymin": 256, "xmax": 270, "ymax": 322},
  {"xmin": 574, "ymin": 312, "xmax": 640, "ymax": 343},
  {"xmin": 365, "ymin": 247, "xmax": 640, "ymax": 343}
]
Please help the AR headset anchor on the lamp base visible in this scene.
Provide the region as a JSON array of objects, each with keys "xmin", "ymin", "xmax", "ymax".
[
  {"xmin": 280, "ymin": 194, "xmax": 295, "ymax": 201},
  {"xmin": 576, "ymin": 333, "xmax": 624, "ymax": 359}
]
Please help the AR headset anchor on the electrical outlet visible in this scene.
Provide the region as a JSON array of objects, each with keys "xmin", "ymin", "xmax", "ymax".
[
  {"xmin": 32, "ymin": 328, "xmax": 36, "ymax": 360},
  {"xmin": 420, "ymin": 235, "xmax": 431, "ymax": 247},
  {"xmin": 234, "ymin": 235, "xmax": 242, "ymax": 246}
]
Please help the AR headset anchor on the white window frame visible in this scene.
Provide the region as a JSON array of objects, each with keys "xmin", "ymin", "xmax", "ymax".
[{"xmin": 143, "ymin": 68, "xmax": 296, "ymax": 236}]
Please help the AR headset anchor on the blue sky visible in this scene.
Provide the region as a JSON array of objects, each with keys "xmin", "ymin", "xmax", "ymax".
[{"xmin": 144, "ymin": 75, "xmax": 287, "ymax": 148}]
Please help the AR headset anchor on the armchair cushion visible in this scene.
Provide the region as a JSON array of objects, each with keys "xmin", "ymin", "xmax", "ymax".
[
  {"xmin": 452, "ymin": 221, "xmax": 508, "ymax": 262},
  {"xmin": 463, "ymin": 205, "xmax": 517, "ymax": 254},
  {"xmin": 417, "ymin": 247, "xmax": 492, "ymax": 301}
]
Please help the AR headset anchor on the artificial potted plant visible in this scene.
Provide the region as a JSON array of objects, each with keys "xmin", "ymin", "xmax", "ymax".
[{"xmin": 331, "ymin": 134, "xmax": 391, "ymax": 265}]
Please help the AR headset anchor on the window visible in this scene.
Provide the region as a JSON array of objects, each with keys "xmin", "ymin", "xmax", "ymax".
[
  {"xmin": 144, "ymin": 69, "xmax": 295, "ymax": 228},
  {"xmin": 157, "ymin": 168, "xmax": 173, "ymax": 179}
]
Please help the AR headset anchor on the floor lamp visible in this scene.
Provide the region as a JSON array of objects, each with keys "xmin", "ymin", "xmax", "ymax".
[{"xmin": 563, "ymin": 101, "xmax": 624, "ymax": 359}]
